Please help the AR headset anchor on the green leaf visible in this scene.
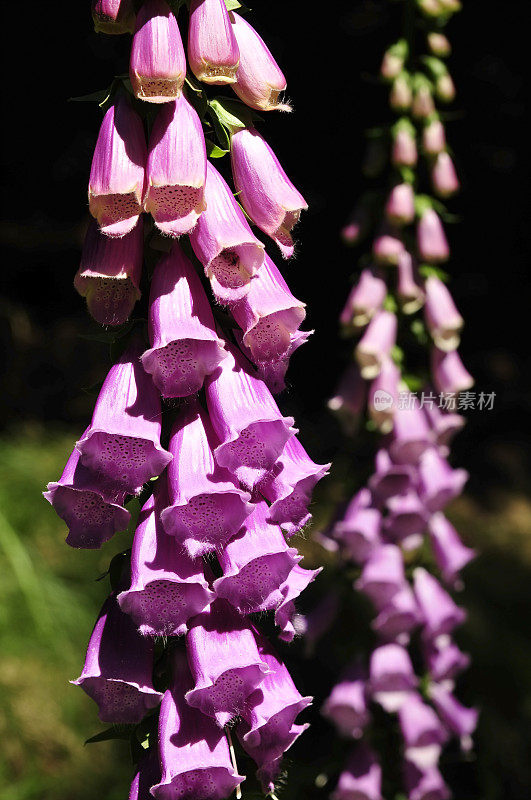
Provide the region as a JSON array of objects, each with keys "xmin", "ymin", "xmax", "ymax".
[
  {"xmin": 69, "ymin": 88, "xmax": 111, "ymax": 105},
  {"xmin": 410, "ymin": 318, "xmax": 429, "ymax": 345},
  {"xmin": 391, "ymin": 345, "xmax": 405, "ymax": 366},
  {"xmin": 205, "ymin": 138, "xmax": 229, "ymax": 158},
  {"xmin": 224, "ymin": 0, "xmax": 242, "ymax": 8},
  {"xmin": 418, "ymin": 264, "xmax": 450, "ymax": 282},
  {"xmin": 402, "ymin": 373, "xmax": 424, "ymax": 392},
  {"xmin": 383, "ymin": 294, "xmax": 398, "ymax": 313},
  {"xmin": 85, "ymin": 725, "xmax": 135, "ymax": 745}
]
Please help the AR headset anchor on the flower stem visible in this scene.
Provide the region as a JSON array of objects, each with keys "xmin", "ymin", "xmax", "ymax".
[{"xmin": 225, "ymin": 726, "xmax": 242, "ymax": 799}]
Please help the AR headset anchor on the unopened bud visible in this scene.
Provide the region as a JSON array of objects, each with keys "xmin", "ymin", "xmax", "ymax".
[
  {"xmin": 381, "ymin": 39, "xmax": 409, "ymax": 81},
  {"xmin": 431, "ymin": 152, "xmax": 460, "ymax": 197},
  {"xmin": 391, "ymin": 120, "xmax": 417, "ymax": 167},
  {"xmin": 390, "ymin": 74, "xmax": 412, "ymax": 111},
  {"xmin": 412, "ymin": 75, "xmax": 435, "ymax": 119},
  {"xmin": 423, "ymin": 118, "xmax": 446, "ymax": 154},
  {"xmin": 427, "ymin": 32, "xmax": 451, "ymax": 57}
]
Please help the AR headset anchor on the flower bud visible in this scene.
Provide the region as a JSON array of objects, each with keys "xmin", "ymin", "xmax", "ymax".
[
  {"xmin": 331, "ymin": 744, "xmax": 382, "ymax": 800},
  {"xmin": 92, "ymin": 0, "xmax": 135, "ymax": 34},
  {"xmin": 230, "ymin": 12, "xmax": 289, "ymax": 111},
  {"xmin": 412, "ymin": 76, "xmax": 435, "ymax": 119},
  {"xmin": 369, "ymin": 643, "xmax": 417, "ymax": 712},
  {"xmin": 436, "ymin": 73, "xmax": 456, "ymax": 102},
  {"xmin": 417, "ymin": 208, "xmax": 450, "ymax": 263},
  {"xmin": 427, "ymin": 32, "xmax": 451, "ymax": 57},
  {"xmin": 130, "ymin": 0, "xmax": 186, "ymax": 103},
  {"xmin": 423, "ymin": 118, "xmax": 446, "ymax": 155},
  {"xmin": 188, "ymin": 0, "xmax": 240, "ymax": 85},
  {"xmin": 381, "ymin": 39, "xmax": 409, "ymax": 81},
  {"xmin": 390, "ymin": 74, "xmax": 412, "ymax": 111},
  {"xmin": 392, "ymin": 121, "xmax": 417, "ymax": 167},
  {"xmin": 385, "ymin": 183, "xmax": 415, "ymax": 226},
  {"xmin": 431, "ymin": 151, "xmax": 460, "ymax": 197},
  {"xmin": 398, "ymin": 693, "xmax": 448, "ymax": 769},
  {"xmin": 416, "ymin": 0, "xmax": 445, "ymax": 18},
  {"xmin": 373, "ymin": 225, "xmax": 405, "ymax": 265}
]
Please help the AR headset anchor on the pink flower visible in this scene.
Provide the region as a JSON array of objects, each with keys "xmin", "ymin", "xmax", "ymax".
[
  {"xmin": 188, "ymin": 0, "xmax": 240, "ymax": 85},
  {"xmin": 129, "ymin": 0, "xmax": 186, "ymax": 103}
]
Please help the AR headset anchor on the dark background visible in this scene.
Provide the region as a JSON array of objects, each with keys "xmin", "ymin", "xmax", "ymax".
[{"xmin": 1, "ymin": 2, "xmax": 530, "ymax": 799}]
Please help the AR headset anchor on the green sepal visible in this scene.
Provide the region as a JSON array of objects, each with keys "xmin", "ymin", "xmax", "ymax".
[
  {"xmin": 383, "ymin": 294, "xmax": 398, "ymax": 313},
  {"xmin": 418, "ymin": 264, "xmax": 450, "ymax": 282},
  {"xmin": 421, "ymin": 55, "xmax": 449, "ymax": 79},
  {"xmin": 410, "ymin": 318, "xmax": 429, "ymax": 346},
  {"xmin": 205, "ymin": 138, "xmax": 229, "ymax": 158},
  {"xmin": 391, "ymin": 345, "xmax": 405, "ymax": 366}
]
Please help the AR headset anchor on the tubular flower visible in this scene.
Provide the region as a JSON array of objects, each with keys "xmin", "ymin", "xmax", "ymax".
[
  {"xmin": 341, "ymin": 268, "xmax": 387, "ymax": 330},
  {"xmin": 141, "ymin": 245, "xmax": 226, "ymax": 398},
  {"xmin": 431, "ymin": 347, "xmax": 474, "ymax": 394},
  {"xmin": 75, "ymin": 219, "xmax": 143, "ymax": 326},
  {"xmin": 416, "ymin": 208, "xmax": 450, "ymax": 263},
  {"xmin": 331, "ymin": 743, "xmax": 383, "ymax": 800},
  {"xmin": 88, "ymin": 95, "xmax": 147, "ymax": 238},
  {"xmin": 230, "ymin": 253, "xmax": 307, "ymax": 366},
  {"xmin": 152, "ymin": 653, "xmax": 245, "ymax": 800},
  {"xmin": 189, "ymin": 160, "xmax": 265, "ymax": 303},
  {"xmin": 424, "ymin": 275, "xmax": 463, "ymax": 351},
  {"xmin": 355, "ymin": 310, "xmax": 398, "ymax": 379},
  {"xmin": 44, "ymin": 431, "xmax": 130, "ymax": 549},
  {"xmin": 231, "ymin": 126, "xmax": 307, "ymax": 258},
  {"xmin": 322, "ymin": 662, "xmax": 370, "ymax": 739},
  {"xmin": 230, "ymin": 12, "xmax": 290, "ymax": 112},
  {"xmin": 205, "ymin": 341, "xmax": 296, "ymax": 489},
  {"xmin": 397, "ymin": 251, "xmax": 425, "ymax": 313},
  {"xmin": 129, "ymin": 0, "xmax": 186, "ymax": 103},
  {"xmin": 92, "ymin": 0, "xmax": 135, "ymax": 35},
  {"xmin": 237, "ymin": 634, "xmax": 312, "ymax": 791},
  {"xmin": 188, "ymin": 0, "xmax": 240, "ymax": 85},
  {"xmin": 144, "ymin": 95, "xmax": 207, "ymax": 235},
  {"xmin": 76, "ymin": 341, "xmax": 172, "ymax": 496},
  {"xmin": 117, "ymin": 487, "xmax": 214, "ymax": 636},
  {"xmin": 185, "ymin": 599, "xmax": 270, "ymax": 727},
  {"xmin": 213, "ymin": 499, "xmax": 301, "ymax": 613},
  {"xmin": 161, "ymin": 399, "xmax": 252, "ymax": 557},
  {"xmin": 258, "ymin": 434, "xmax": 330, "ymax": 535},
  {"xmin": 72, "ymin": 594, "xmax": 163, "ymax": 723}
]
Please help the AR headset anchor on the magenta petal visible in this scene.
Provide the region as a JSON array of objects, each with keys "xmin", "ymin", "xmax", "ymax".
[
  {"xmin": 161, "ymin": 399, "xmax": 252, "ymax": 557},
  {"xmin": 230, "ymin": 254, "xmax": 306, "ymax": 362},
  {"xmin": 144, "ymin": 96, "xmax": 206, "ymax": 234},
  {"xmin": 417, "ymin": 448, "xmax": 468, "ymax": 513},
  {"xmin": 188, "ymin": 0, "xmax": 239, "ymax": 85},
  {"xmin": 322, "ymin": 663, "xmax": 370, "ymax": 739},
  {"xmin": 384, "ymin": 490, "xmax": 429, "ymax": 549},
  {"xmin": 238, "ymin": 634, "xmax": 311, "ymax": 777},
  {"xmin": 403, "ymin": 760, "xmax": 451, "ymax": 800},
  {"xmin": 431, "ymin": 347, "xmax": 474, "ymax": 395},
  {"xmin": 189, "ymin": 161, "xmax": 265, "ymax": 303},
  {"xmin": 128, "ymin": 750, "xmax": 160, "ymax": 800},
  {"xmin": 333, "ymin": 501, "xmax": 382, "ymax": 565},
  {"xmin": 44, "ymin": 431, "xmax": 130, "ymax": 549},
  {"xmin": 428, "ymin": 513, "xmax": 475, "ymax": 585},
  {"xmin": 76, "ymin": 341, "xmax": 172, "ymax": 496},
  {"xmin": 341, "ymin": 268, "xmax": 387, "ymax": 329},
  {"xmin": 88, "ymin": 95, "xmax": 146, "ymax": 238},
  {"xmin": 213, "ymin": 499, "xmax": 300, "ymax": 613},
  {"xmin": 92, "ymin": 0, "xmax": 135, "ymax": 35},
  {"xmin": 424, "ymin": 276, "xmax": 463, "ymax": 351},
  {"xmin": 71, "ymin": 594, "xmax": 162, "ymax": 723},
  {"xmin": 74, "ymin": 219, "xmax": 143, "ymax": 326},
  {"xmin": 142, "ymin": 245, "xmax": 226, "ymax": 398},
  {"xmin": 413, "ymin": 567, "xmax": 467, "ymax": 638},
  {"xmin": 369, "ymin": 643, "xmax": 418, "ymax": 712},
  {"xmin": 398, "ymin": 693, "xmax": 448, "ymax": 769},
  {"xmin": 258, "ymin": 435, "xmax": 330, "ymax": 535},
  {"xmin": 371, "ymin": 583, "xmax": 421, "ymax": 643},
  {"xmin": 129, "ymin": 0, "xmax": 186, "ymax": 103},
  {"xmin": 185, "ymin": 599, "xmax": 270, "ymax": 727},
  {"xmin": 355, "ymin": 310, "xmax": 397, "ymax": 380},
  {"xmin": 331, "ymin": 743, "xmax": 383, "ymax": 800},
  {"xmin": 231, "ymin": 128, "xmax": 307, "ymax": 258},
  {"xmin": 275, "ymin": 564, "xmax": 322, "ymax": 642},
  {"xmin": 368, "ymin": 449, "xmax": 413, "ymax": 505},
  {"xmin": 429, "ymin": 683, "xmax": 479, "ymax": 747},
  {"xmin": 355, "ymin": 544, "xmax": 406, "ymax": 606},
  {"xmin": 230, "ymin": 12, "xmax": 289, "ymax": 112},
  {"xmin": 152, "ymin": 653, "xmax": 244, "ymax": 799},
  {"xmin": 118, "ymin": 487, "xmax": 213, "ymax": 636},
  {"xmin": 390, "ymin": 395, "xmax": 433, "ymax": 465},
  {"xmin": 423, "ymin": 635, "xmax": 470, "ymax": 683},
  {"xmin": 205, "ymin": 341, "xmax": 296, "ymax": 488}
]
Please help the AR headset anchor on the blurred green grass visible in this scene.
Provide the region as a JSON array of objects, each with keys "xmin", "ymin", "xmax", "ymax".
[
  {"xmin": 0, "ymin": 427, "xmax": 530, "ymax": 800},
  {"xmin": 0, "ymin": 426, "xmax": 132, "ymax": 800}
]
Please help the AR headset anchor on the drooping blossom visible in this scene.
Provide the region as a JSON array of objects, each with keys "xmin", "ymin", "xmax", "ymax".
[
  {"xmin": 92, "ymin": 0, "xmax": 135, "ymax": 35},
  {"xmin": 188, "ymin": 0, "xmax": 240, "ymax": 85},
  {"xmin": 144, "ymin": 95, "xmax": 207, "ymax": 235},
  {"xmin": 75, "ymin": 219, "xmax": 143, "ymax": 326},
  {"xmin": 72, "ymin": 594, "xmax": 162, "ymax": 723},
  {"xmin": 231, "ymin": 126, "xmax": 307, "ymax": 257},
  {"xmin": 129, "ymin": 0, "xmax": 186, "ymax": 103},
  {"xmin": 141, "ymin": 244, "xmax": 226, "ymax": 398},
  {"xmin": 88, "ymin": 95, "xmax": 147, "ymax": 238}
]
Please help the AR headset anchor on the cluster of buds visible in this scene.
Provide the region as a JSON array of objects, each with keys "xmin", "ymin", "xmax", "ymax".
[
  {"xmin": 322, "ymin": 2, "xmax": 478, "ymax": 798},
  {"xmin": 47, "ymin": 1, "xmax": 328, "ymax": 797}
]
